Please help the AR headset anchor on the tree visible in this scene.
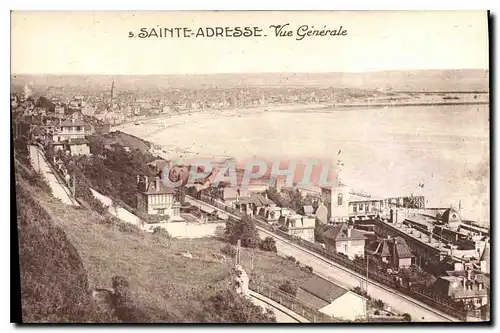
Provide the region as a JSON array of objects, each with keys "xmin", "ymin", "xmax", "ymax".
[
  {"xmin": 259, "ymin": 237, "xmax": 277, "ymax": 252},
  {"xmin": 314, "ymin": 219, "xmax": 328, "ymax": 242},
  {"xmin": 279, "ymin": 280, "xmax": 298, "ymax": 296},
  {"xmin": 265, "ymin": 188, "xmax": 286, "ymax": 207},
  {"xmin": 398, "ymin": 265, "xmax": 437, "ymax": 288},
  {"xmin": 200, "ymin": 289, "xmax": 276, "ymax": 323},
  {"xmin": 224, "ymin": 216, "xmax": 259, "ymax": 248}
]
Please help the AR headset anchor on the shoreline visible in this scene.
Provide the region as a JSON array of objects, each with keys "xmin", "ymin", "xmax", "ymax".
[{"xmin": 113, "ymin": 99, "xmax": 489, "ymax": 128}]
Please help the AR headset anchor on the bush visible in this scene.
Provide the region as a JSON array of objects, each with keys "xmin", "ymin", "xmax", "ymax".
[
  {"xmin": 152, "ymin": 226, "xmax": 171, "ymax": 238},
  {"xmin": 374, "ymin": 310, "xmax": 380, "ymax": 316},
  {"xmin": 286, "ymin": 255, "xmax": 296, "ymax": 263},
  {"xmin": 304, "ymin": 265, "xmax": 314, "ymax": 274},
  {"xmin": 221, "ymin": 244, "xmax": 237, "ymax": 258},
  {"xmin": 199, "ymin": 289, "xmax": 276, "ymax": 323},
  {"xmin": 402, "ymin": 313, "xmax": 412, "ymax": 322},
  {"xmin": 373, "ymin": 299, "xmax": 385, "ymax": 310},
  {"xmin": 279, "ymin": 280, "xmax": 298, "ymax": 296},
  {"xmin": 259, "ymin": 237, "xmax": 277, "ymax": 252}
]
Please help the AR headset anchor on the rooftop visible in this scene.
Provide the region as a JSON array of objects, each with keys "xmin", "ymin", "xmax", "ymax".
[
  {"xmin": 298, "ymin": 275, "xmax": 348, "ymax": 304},
  {"xmin": 322, "ymin": 223, "xmax": 367, "ymax": 241}
]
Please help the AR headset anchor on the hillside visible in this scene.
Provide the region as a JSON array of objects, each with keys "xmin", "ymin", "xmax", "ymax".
[
  {"xmin": 14, "ymin": 153, "xmax": 314, "ymax": 322},
  {"xmin": 16, "ymin": 180, "xmax": 116, "ymax": 323},
  {"xmin": 11, "ymin": 69, "xmax": 489, "ymax": 92}
]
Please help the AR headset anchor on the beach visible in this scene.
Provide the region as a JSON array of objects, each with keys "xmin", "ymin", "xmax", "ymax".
[{"xmin": 116, "ymin": 103, "xmax": 490, "ymax": 225}]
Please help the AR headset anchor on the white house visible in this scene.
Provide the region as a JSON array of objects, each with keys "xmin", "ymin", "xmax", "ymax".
[{"xmin": 296, "ymin": 275, "xmax": 366, "ymax": 321}]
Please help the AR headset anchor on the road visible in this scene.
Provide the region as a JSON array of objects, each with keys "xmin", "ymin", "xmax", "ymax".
[
  {"xmin": 186, "ymin": 196, "xmax": 458, "ymax": 322},
  {"xmin": 28, "ymin": 145, "xmax": 79, "ymax": 206}
]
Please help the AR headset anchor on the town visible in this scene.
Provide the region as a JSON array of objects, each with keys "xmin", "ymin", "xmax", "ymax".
[{"xmin": 12, "ymin": 79, "xmax": 490, "ymax": 324}]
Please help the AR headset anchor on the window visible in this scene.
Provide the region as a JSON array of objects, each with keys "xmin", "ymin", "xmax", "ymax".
[
  {"xmin": 353, "ymin": 205, "xmax": 357, "ymax": 213},
  {"xmin": 157, "ymin": 209, "xmax": 165, "ymax": 215},
  {"xmin": 76, "ymin": 126, "xmax": 82, "ymax": 131},
  {"xmin": 343, "ymin": 244, "xmax": 347, "ymax": 252},
  {"xmin": 338, "ymin": 193, "xmax": 343, "ymax": 206}
]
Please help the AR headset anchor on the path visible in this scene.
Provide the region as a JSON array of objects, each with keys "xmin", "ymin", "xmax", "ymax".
[
  {"xmin": 247, "ymin": 290, "xmax": 309, "ymax": 323},
  {"xmin": 28, "ymin": 145, "xmax": 79, "ymax": 206},
  {"xmin": 89, "ymin": 188, "xmax": 144, "ymax": 229}
]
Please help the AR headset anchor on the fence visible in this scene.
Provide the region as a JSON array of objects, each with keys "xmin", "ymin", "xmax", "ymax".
[
  {"xmin": 195, "ymin": 195, "xmax": 468, "ymax": 321},
  {"xmin": 249, "ymin": 281, "xmax": 339, "ymax": 323}
]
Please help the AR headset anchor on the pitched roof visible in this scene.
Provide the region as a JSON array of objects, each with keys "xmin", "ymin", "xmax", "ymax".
[
  {"xmin": 298, "ymin": 275, "xmax": 348, "ymax": 304},
  {"xmin": 59, "ymin": 119, "xmax": 87, "ymax": 127},
  {"xmin": 322, "ymin": 223, "xmax": 367, "ymax": 241},
  {"xmin": 480, "ymin": 242, "xmax": 490, "ymax": 262},
  {"xmin": 394, "ymin": 237, "xmax": 414, "ymax": 258},
  {"xmin": 141, "ymin": 179, "xmax": 176, "ymax": 195}
]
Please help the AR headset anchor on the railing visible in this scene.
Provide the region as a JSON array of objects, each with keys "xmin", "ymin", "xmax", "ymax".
[
  {"xmin": 195, "ymin": 195, "xmax": 469, "ymax": 321},
  {"xmin": 249, "ymin": 281, "xmax": 339, "ymax": 323}
]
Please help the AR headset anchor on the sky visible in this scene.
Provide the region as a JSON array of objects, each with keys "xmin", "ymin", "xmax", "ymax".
[{"xmin": 11, "ymin": 10, "xmax": 489, "ymax": 75}]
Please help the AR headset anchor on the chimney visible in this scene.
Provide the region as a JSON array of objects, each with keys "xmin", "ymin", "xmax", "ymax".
[
  {"xmin": 144, "ymin": 176, "xmax": 149, "ymax": 188},
  {"xmin": 463, "ymin": 277, "xmax": 467, "ymax": 291},
  {"xmin": 347, "ymin": 225, "xmax": 352, "ymax": 238},
  {"xmin": 155, "ymin": 176, "xmax": 160, "ymax": 192},
  {"xmin": 137, "ymin": 175, "xmax": 140, "ymax": 184}
]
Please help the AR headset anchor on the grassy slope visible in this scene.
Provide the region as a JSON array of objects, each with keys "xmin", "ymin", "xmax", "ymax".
[
  {"xmin": 26, "ymin": 177, "xmax": 312, "ymax": 322},
  {"xmin": 16, "ymin": 180, "xmax": 115, "ymax": 323}
]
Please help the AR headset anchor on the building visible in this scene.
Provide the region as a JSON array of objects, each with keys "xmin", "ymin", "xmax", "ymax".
[
  {"xmin": 260, "ymin": 206, "xmax": 283, "ymax": 223},
  {"xmin": 296, "ymin": 275, "xmax": 366, "ymax": 321},
  {"xmin": 321, "ymin": 184, "xmax": 385, "ymax": 223},
  {"xmin": 67, "ymin": 137, "xmax": 91, "ymax": 155},
  {"xmin": 369, "ymin": 236, "xmax": 414, "ymax": 268},
  {"xmin": 278, "ymin": 213, "xmax": 315, "ymax": 243},
  {"xmin": 233, "ymin": 193, "xmax": 274, "ymax": 217},
  {"xmin": 136, "ymin": 175, "xmax": 181, "ymax": 219},
  {"xmin": 321, "ymin": 223, "xmax": 367, "ymax": 259},
  {"xmin": 373, "ymin": 207, "xmax": 489, "ymax": 267},
  {"xmin": 435, "ymin": 266, "xmax": 489, "ymax": 311},
  {"xmin": 51, "ymin": 118, "xmax": 88, "ymax": 143}
]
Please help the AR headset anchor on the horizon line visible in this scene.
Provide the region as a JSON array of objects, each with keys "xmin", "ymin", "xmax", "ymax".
[{"xmin": 10, "ymin": 67, "xmax": 490, "ymax": 77}]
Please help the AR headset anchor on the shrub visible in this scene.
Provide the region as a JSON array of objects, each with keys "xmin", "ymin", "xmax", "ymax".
[
  {"xmin": 286, "ymin": 255, "xmax": 296, "ymax": 263},
  {"xmin": 373, "ymin": 299, "xmax": 385, "ymax": 309},
  {"xmin": 402, "ymin": 313, "xmax": 412, "ymax": 322},
  {"xmin": 374, "ymin": 310, "xmax": 380, "ymax": 316},
  {"xmin": 304, "ymin": 265, "xmax": 314, "ymax": 274},
  {"xmin": 278, "ymin": 280, "xmax": 298, "ymax": 296},
  {"xmin": 199, "ymin": 289, "xmax": 276, "ymax": 323},
  {"xmin": 259, "ymin": 237, "xmax": 277, "ymax": 252},
  {"xmin": 152, "ymin": 226, "xmax": 171, "ymax": 238},
  {"xmin": 221, "ymin": 244, "xmax": 237, "ymax": 258}
]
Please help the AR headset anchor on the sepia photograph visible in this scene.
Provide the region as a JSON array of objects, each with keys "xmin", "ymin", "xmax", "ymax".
[{"xmin": 10, "ymin": 10, "xmax": 490, "ymax": 324}]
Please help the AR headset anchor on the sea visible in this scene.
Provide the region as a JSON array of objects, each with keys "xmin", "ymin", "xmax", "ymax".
[{"xmin": 119, "ymin": 104, "xmax": 490, "ymax": 225}]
